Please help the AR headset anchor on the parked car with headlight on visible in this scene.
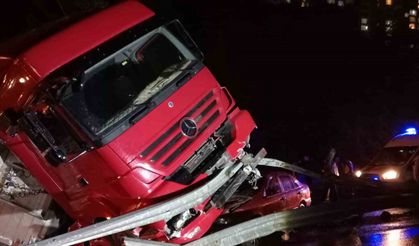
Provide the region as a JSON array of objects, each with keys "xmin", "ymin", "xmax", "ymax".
[{"xmin": 356, "ymin": 127, "xmax": 419, "ymax": 183}]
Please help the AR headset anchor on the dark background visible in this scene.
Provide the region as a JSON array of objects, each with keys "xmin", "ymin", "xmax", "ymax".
[
  {"xmin": 171, "ymin": 0, "xmax": 419, "ymax": 166},
  {"xmin": 1, "ymin": 0, "xmax": 419, "ymax": 167}
]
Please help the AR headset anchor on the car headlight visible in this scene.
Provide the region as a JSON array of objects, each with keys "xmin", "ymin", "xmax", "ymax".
[
  {"xmin": 355, "ymin": 170, "xmax": 362, "ymax": 178},
  {"xmin": 382, "ymin": 170, "xmax": 398, "ymax": 180}
]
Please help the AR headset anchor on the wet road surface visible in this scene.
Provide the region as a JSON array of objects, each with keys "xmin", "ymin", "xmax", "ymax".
[{"xmin": 262, "ymin": 208, "xmax": 419, "ymax": 245}]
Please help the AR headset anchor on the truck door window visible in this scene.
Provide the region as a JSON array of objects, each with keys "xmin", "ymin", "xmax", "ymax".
[{"xmin": 22, "ymin": 105, "xmax": 83, "ymax": 166}]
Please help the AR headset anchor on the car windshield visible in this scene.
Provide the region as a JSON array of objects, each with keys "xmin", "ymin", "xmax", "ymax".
[
  {"xmin": 60, "ymin": 23, "xmax": 198, "ymax": 136},
  {"xmin": 371, "ymin": 146, "xmax": 417, "ymax": 166}
]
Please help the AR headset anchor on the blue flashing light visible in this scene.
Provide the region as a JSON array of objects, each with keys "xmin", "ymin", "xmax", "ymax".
[
  {"xmin": 364, "ymin": 233, "xmax": 383, "ymax": 245},
  {"xmin": 373, "ymin": 177, "xmax": 379, "ymax": 181},
  {"xmin": 404, "ymin": 228, "xmax": 419, "ymax": 238},
  {"xmin": 405, "ymin": 128, "xmax": 417, "ymax": 135}
]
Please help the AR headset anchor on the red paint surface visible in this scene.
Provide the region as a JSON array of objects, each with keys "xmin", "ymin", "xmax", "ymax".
[
  {"xmin": 0, "ymin": 1, "xmax": 258, "ymax": 243},
  {"xmin": 22, "ymin": 1, "xmax": 155, "ymax": 79}
]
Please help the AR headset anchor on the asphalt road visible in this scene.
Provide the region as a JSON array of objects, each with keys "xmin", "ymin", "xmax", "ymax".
[{"xmin": 259, "ymin": 207, "xmax": 419, "ymax": 245}]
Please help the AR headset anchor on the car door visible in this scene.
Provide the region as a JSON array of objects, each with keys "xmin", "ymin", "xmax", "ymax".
[
  {"xmin": 290, "ymin": 175, "xmax": 306, "ymax": 206},
  {"xmin": 279, "ymin": 175, "xmax": 300, "ymax": 209},
  {"xmin": 261, "ymin": 175, "xmax": 287, "ymax": 214}
]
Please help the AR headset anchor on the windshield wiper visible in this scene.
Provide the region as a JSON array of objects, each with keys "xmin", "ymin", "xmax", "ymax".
[
  {"xmin": 129, "ymin": 100, "xmax": 155, "ymax": 125},
  {"xmin": 173, "ymin": 60, "xmax": 200, "ymax": 87},
  {"xmin": 149, "ymin": 60, "xmax": 194, "ymax": 90},
  {"xmin": 180, "ymin": 59, "xmax": 199, "ymax": 72}
]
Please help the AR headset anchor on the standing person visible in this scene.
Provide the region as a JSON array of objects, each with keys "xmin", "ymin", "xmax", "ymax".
[
  {"xmin": 340, "ymin": 159, "xmax": 355, "ymax": 176},
  {"xmin": 321, "ymin": 148, "xmax": 339, "ymax": 202},
  {"xmin": 339, "ymin": 158, "xmax": 355, "ymax": 199}
]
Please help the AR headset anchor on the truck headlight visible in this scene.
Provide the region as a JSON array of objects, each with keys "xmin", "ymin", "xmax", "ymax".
[
  {"xmin": 382, "ymin": 170, "xmax": 398, "ymax": 180},
  {"xmin": 355, "ymin": 170, "xmax": 362, "ymax": 178}
]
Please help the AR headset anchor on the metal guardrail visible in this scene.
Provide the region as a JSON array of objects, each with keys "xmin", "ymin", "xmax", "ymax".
[
  {"xmin": 120, "ymin": 159, "xmax": 419, "ymax": 246},
  {"xmin": 121, "ymin": 193, "xmax": 419, "ymax": 246},
  {"xmin": 258, "ymin": 158, "xmax": 384, "ymax": 189},
  {"xmin": 30, "ymin": 156, "xmax": 419, "ymax": 246},
  {"xmin": 258, "ymin": 158, "xmax": 323, "ymax": 179},
  {"xmin": 184, "ymin": 193, "xmax": 419, "ymax": 246},
  {"xmin": 123, "ymin": 238, "xmax": 179, "ymax": 246},
  {"xmin": 29, "ymin": 162, "xmax": 242, "ymax": 246}
]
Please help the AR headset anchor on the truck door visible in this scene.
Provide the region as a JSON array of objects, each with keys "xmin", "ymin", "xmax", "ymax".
[
  {"xmin": 20, "ymin": 103, "xmax": 86, "ymax": 196},
  {"xmin": 22, "ymin": 102, "xmax": 124, "ymax": 201}
]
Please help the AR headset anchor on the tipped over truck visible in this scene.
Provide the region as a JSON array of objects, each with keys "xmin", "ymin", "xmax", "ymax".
[{"xmin": 0, "ymin": 1, "xmax": 265, "ymax": 244}]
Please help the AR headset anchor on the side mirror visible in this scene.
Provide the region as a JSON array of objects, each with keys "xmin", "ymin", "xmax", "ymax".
[{"xmin": 45, "ymin": 148, "xmax": 67, "ymax": 166}]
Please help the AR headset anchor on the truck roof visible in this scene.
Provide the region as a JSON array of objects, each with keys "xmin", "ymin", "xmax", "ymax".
[{"xmin": 20, "ymin": 0, "xmax": 154, "ymax": 80}]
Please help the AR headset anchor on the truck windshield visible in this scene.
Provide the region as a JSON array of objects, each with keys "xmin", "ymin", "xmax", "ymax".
[
  {"xmin": 372, "ymin": 146, "xmax": 417, "ymax": 166},
  {"xmin": 60, "ymin": 23, "xmax": 199, "ymax": 136}
]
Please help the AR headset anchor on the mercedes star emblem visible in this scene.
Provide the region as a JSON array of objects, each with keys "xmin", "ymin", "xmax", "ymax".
[{"xmin": 180, "ymin": 118, "xmax": 198, "ymax": 138}]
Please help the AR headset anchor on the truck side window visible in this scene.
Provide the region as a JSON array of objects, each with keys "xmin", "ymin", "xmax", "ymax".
[
  {"xmin": 22, "ymin": 104, "xmax": 83, "ymax": 166},
  {"xmin": 266, "ymin": 176, "xmax": 282, "ymax": 196},
  {"xmin": 38, "ymin": 108, "xmax": 82, "ymax": 155}
]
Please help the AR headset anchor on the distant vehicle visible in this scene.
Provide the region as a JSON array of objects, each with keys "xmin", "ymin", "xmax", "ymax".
[
  {"xmin": 221, "ymin": 169, "xmax": 311, "ymax": 220},
  {"xmin": 356, "ymin": 127, "xmax": 419, "ymax": 182}
]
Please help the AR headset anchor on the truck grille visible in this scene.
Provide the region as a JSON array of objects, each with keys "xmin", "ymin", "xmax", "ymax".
[
  {"xmin": 140, "ymin": 91, "xmax": 220, "ymax": 167},
  {"xmin": 166, "ymin": 121, "xmax": 233, "ymax": 185}
]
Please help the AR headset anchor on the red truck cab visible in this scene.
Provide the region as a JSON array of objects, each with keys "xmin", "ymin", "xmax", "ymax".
[{"xmin": 0, "ymin": 1, "xmax": 258, "ymax": 244}]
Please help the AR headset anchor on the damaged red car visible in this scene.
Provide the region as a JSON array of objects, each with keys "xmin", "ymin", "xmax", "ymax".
[{"xmin": 222, "ymin": 169, "xmax": 311, "ymax": 219}]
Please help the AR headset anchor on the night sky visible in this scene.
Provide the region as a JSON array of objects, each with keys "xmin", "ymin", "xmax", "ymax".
[
  {"xmin": 170, "ymin": 0, "xmax": 419, "ymax": 166},
  {"xmin": 2, "ymin": 0, "xmax": 419, "ymax": 167}
]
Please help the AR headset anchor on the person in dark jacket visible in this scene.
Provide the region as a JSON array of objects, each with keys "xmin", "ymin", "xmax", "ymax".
[{"xmin": 321, "ymin": 148, "xmax": 339, "ymax": 202}]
